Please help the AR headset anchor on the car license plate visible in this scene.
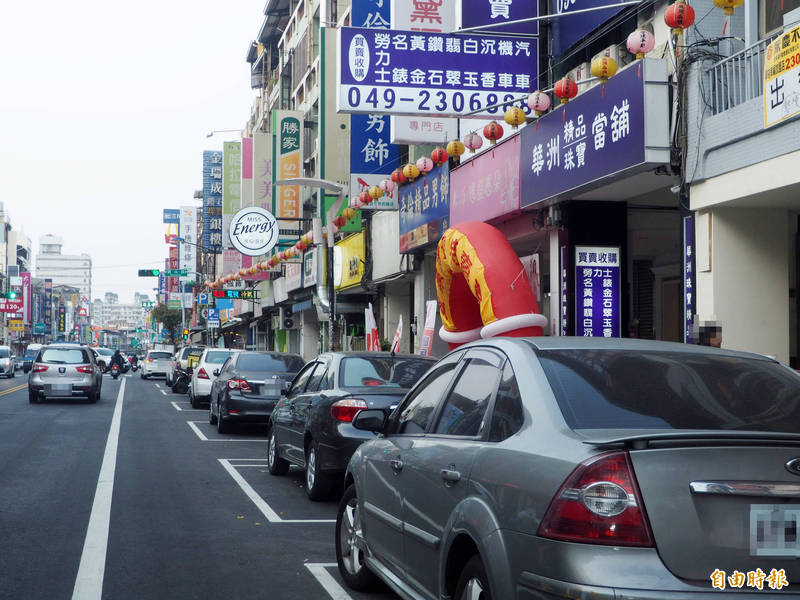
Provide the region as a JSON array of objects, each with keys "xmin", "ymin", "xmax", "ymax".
[
  {"xmin": 750, "ymin": 504, "xmax": 800, "ymax": 557},
  {"xmin": 47, "ymin": 384, "xmax": 72, "ymax": 397}
]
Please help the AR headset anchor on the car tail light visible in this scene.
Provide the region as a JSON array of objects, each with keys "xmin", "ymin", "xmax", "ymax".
[
  {"xmin": 32, "ymin": 364, "xmax": 48, "ymax": 373},
  {"xmin": 76, "ymin": 365, "xmax": 93, "ymax": 374},
  {"xmin": 331, "ymin": 398, "xmax": 369, "ymax": 423},
  {"xmin": 147, "ymin": 358, "xmax": 153, "ymax": 363},
  {"xmin": 227, "ymin": 379, "xmax": 251, "ymax": 392},
  {"xmin": 197, "ymin": 368, "xmax": 209, "ymax": 380},
  {"xmin": 538, "ymin": 451, "xmax": 653, "ymax": 547}
]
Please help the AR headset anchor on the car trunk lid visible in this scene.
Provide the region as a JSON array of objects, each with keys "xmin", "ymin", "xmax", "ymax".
[
  {"xmin": 340, "ymin": 387, "xmax": 409, "ymax": 410},
  {"xmin": 238, "ymin": 370, "xmax": 296, "ymax": 397}
]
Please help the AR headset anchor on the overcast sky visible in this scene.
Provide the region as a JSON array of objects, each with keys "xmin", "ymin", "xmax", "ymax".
[{"xmin": 0, "ymin": 1, "xmax": 258, "ymax": 303}]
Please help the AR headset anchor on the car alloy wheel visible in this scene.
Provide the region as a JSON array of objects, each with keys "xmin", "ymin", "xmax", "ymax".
[
  {"xmin": 335, "ymin": 485, "xmax": 378, "ymax": 591},
  {"xmin": 208, "ymin": 398, "xmax": 217, "ymax": 425},
  {"xmin": 306, "ymin": 447, "xmax": 316, "ymax": 490},
  {"xmin": 455, "ymin": 556, "xmax": 492, "ymax": 600},
  {"xmin": 305, "ymin": 442, "xmax": 333, "ymax": 500},
  {"xmin": 267, "ymin": 428, "xmax": 289, "ymax": 475}
]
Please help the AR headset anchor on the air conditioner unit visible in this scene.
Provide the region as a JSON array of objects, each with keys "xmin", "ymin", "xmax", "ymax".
[
  {"xmin": 568, "ymin": 62, "xmax": 592, "ymax": 94},
  {"xmin": 278, "ymin": 306, "xmax": 300, "ymax": 329}
]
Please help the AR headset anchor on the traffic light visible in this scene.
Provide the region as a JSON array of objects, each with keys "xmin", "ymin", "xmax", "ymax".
[
  {"xmin": 0, "ymin": 291, "xmax": 18, "ymax": 299},
  {"xmin": 138, "ymin": 269, "xmax": 161, "ymax": 277},
  {"xmin": 183, "ymin": 329, "xmax": 189, "ymax": 340}
]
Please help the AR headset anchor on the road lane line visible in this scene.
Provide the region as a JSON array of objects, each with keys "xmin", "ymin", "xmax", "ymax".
[
  {"xmin": 72, "ymin": 378, "xmax": 126, "ymax": 600},
  {"xmin": 187, "ymin": 421, "xmax": 208, "ymax": 441},
  {"xmin": 159, "ymin": 389, "xmax": 168, "ymax": 396},
  {"xmin": 170, "ymin": 401, "xmax": 182, "ymax": 411},
  {"xmin": 0, "ymin": 383, "xmax": 28, "ymax": 396},
  {"xmin": 306, "ymin": 564, "xmax": 353, "ymax": 600}
]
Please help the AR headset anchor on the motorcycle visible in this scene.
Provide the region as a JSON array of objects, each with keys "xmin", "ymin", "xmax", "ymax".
[
  {"xmin": 110, "ymin": 364, "xmax": 120, "ymax": 380},
  {"xmin": 171, "ymin": 368, "xmax": 191, "ymax": 394},
  {"xmin": 131, "ymin": 363, "xmax": 139, "ymax": 373}
]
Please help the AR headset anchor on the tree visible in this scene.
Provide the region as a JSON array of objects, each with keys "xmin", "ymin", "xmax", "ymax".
[{"xmin": 150, "ymin": 304, "xmax": 183, "ymax": 343}]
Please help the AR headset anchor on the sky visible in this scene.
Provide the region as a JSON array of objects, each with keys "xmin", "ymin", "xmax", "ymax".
[{"xmin": 0, "ymin": 0, "xmax": 259, "ymax": 303}]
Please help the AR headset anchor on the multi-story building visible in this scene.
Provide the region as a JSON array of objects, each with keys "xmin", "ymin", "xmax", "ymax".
[
  {"xmin": 92, "ymin": 298, "xmax": 147, "ymax": 330},
  {"xmin": 7, "ymin": 230, "xmax": 32, "ymax": 274},
  {"xmin": 35, "ymin": 235, "xmax": 92, "ymax": 301}
]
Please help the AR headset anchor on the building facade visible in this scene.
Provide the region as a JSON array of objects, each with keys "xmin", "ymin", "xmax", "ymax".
[{"xmin": 35, "ymin": 235, "xmax": 92, "ymax": 302}]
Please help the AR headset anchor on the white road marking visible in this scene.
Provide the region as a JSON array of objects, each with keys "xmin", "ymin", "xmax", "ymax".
[
  {"xmin": 159, "ymin": 389, "xmax": 168, "ymax": 396},
  {"xmin": 170, "ymin": 401, "xmax": 182, "ymax": 411},
  {"xmin": 187, "ymin": 421, "xmax": 208, "ymax": 441},
  {"xmin": 218, "ymin": 459, "xmax": 335, "ymax": 524},
  {"xmin": 185, "ymin": 421, "xmax": 265, "ymax": 442},
  {"xmin": 305, "ymin": 564, "xmax": 353, "ymax": 600},
  {"xmin": 72, "ymin": 378, "xmax": 126, "ymax": 600}
]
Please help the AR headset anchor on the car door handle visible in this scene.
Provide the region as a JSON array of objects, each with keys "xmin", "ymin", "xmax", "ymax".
[
  {"xmin": 441, "ymin": 468, "xmax": 461, "ymax": 483},
  {"xmin": 390, "ymin": 458, "xmax": 404, "ymax": 472}
]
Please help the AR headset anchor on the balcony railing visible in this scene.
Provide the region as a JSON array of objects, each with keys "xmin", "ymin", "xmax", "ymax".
[{"xmin": 705, "ymin": 34, "xmax": 778, "ymax": 115}]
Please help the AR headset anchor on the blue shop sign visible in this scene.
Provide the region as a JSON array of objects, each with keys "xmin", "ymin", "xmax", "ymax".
[
  {"xmin": 460, "ymin": 0, "xmax": 538, "ymax": 35},
  {"xmin": 520, "ymin": 60, "xmax": 669, "ymax": 209},
  {"xmin": 575, "ymin": 246, "xmax": 620, "ymax": 338},
  {"xmin": 683, "ymin": 215, "xmax": 695, "ymax": 344},
  {"xmin": 399, "ymin": 163, "xmax": 450, "ymax": 253},
  {"xmin": 163, "ymin": 209, "xmax": 180, "ymax": 224},
  {"xmin": 202, "ymin": 150, "xmax": 223, "ymax": 252},
  {"xmin": 551, "ymin": 0, "xmax": 630, "ymax": 58}
]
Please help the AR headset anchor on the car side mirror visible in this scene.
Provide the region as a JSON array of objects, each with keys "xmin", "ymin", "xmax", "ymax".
[
  {"xmin": 352, "ymin": 409, "xmax": 387, "ymax": 433},
  {"xmin": 23, "ymin": 364, "xmax": 31, "ymax": 373},
  {"xmin": 213, "ymin": 369, "xmax": 220, "ymax": 376}
]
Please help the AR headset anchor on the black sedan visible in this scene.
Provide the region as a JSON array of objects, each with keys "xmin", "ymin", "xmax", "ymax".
[
  {"xmin": 208, "ymin": 351, "xmax": 304, "ymax": 434},
  {"xmin": 267, "ymin": 352, "xmax": 437, "ymax": 500}
]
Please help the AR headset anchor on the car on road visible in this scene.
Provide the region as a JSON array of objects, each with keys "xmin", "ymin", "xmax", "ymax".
[
  {"xmin": 209, "ymin": 351, "xmax": 304, "ymax": 434},
  {"xmin": 91, "ymin": 347, "xmax": 115, "ymax": 372},
  {"xmin": 269, "ymin": 352, "xmax": 437, "ymax": 500},
  {"xmin": 28, "ymin": 344, "xmax": 102, "ymax": 403},
  {"xmin": 188, "ymin": 348, "xmax": 241, "ymax": 408},
  {"xmin": 141, "ymin": 349, "xmax": 172, "ymax": 379},
  {"xmin": 22, "ymin": 343, "xmax": 42, "ymax": 373},
  {"xmin": 336, "ymin": 337, "xmax": 800, "ymax": 600},
  {"xmin": 166, "ymin": 345, "xmax": 204, "ymax": 387},
  {"xmin": 14, "ymin": 355, "xmax": 23, "ymax": 371},
  {"xmin": 0, "ymin": 345, "xmax": 16, "ymax": 378}
]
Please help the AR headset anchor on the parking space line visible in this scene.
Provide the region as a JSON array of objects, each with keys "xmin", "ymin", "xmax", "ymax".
[
  {"xmin": 159, "ymin": 389, "xmax": 168, "ymax": 396},
  {"xmin": 186, "ymin": 421, "xmax": 265, "ymax": 442},
  {"xmin": 170, "ymin": 402, "xmax": 182, "ymax": 411},
  {"xmin": 218, "ymin": 459, "xmax": 336, "ymax": 524},
  {"xmin": 305, "ymin": 564, "xmax": 353, "ymax": 600}
]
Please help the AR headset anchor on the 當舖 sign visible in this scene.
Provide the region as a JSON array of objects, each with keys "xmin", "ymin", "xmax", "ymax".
[{"xmin": 337, "ymin": 27, "xmax": 536, "ymax": 117}]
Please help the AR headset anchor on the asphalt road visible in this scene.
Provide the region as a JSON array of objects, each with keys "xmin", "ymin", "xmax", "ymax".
[{"xmin": 0, "ymin": 371, "xmax": 398, "ymax": 600}]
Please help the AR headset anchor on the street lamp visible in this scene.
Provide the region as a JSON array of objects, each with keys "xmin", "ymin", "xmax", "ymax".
[
  {"xmin": 205, "ymin": 129, "xmax": 241, "ymax": 138},
  {"xmin": 275, "ymin": 177, "xmax": 347, "ymax": 352}
]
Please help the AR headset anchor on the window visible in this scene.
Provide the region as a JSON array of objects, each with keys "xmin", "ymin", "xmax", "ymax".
[
  {"xmin": 0, "ymin": 349, "xmax": 10, "ymax": 358},
  {"xmin": 237, "ymin": 353, "xmax": 305, "ymax": 372},
  {"xmin": 306, "ymin": 362, "xmax": 329, "ymax": 392},
  {"xmin": 148, "ymin": 351, "xmax": 171, "ymax": 359},
  {"xmin": 340, "ymin": 356, "xmax": 434, "ymax": 388},
  {"xmin": 433, "ymin": 357, "xmax": 500, "ymax": 437},
  {"xmin": 205, "ymin": 351, "xmax": 232, "ymax": 364},
  {"xmin": 397, "ymin": 363, "xmax": 458, "ymax": 435},
  {"xmin": 40, "ymin": 348, "xmax": 88, "ymax": 364},
  {"xmin": 489, "ymin": 363, "xmax": 525, "ymax": 442},
  {"xmin": 762, "ymin": 0, "xmax": 800, "ymax": 37},
  {"xmin": 287, "ymin": 362, "xmax": 316, "ymax": 396}
]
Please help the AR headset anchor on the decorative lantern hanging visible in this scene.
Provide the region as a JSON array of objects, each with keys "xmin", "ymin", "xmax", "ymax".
[
  {"xmin": 553, "ymin": 77, "xmax": 578, "ymax": 104},
  {"xmin": 712, "ymin": 0, "xmax": 743, "ymax": 16},
  {"xmin": 379, "ymin": 178, "xmax": 395, "ymax": 196},
  {"xmin": 504, "ymin": 106, "xmax": 526, "ymax": 129},
  {"xmin": 446, "ymin": 139, "xmax": 465, "ymax": 162},
  {"xmin": 626, "ymin": 29, "xmax": 656, "ymax": 59},
  {"xmin": 342, "ymin": 207, "xmax": 356, "ymax": 220},
  {"xmin": 391, "ymin": 168, "xmax": 407, "ymax": 184},
  {"xmin": 664, "ymin": 0, "xmax": 695, "ymax": 33},
  {"xmin": 416, "ymin": 156, "xmax": 434, "ymax": 176},
  {"xmin": 483, "ymin": 121, "xmax": 504, "ymax": 145},
  {"xmin": 431, "ymin": 146, "xmax": 449, "ymax": 166},
  {"xmin": 403, "ymin": 162, "xmax": 421, "ymax": 181},
  {"xmin": 352, "ymin": 197, "xmax": 364, "ymax": 210},
  {"xmin": 296, "ymin": 239, "xmax": 307, "ymax": 252},
  {"xmin": 590, "ymin": 55, "xmax": 618, "ymax": 84},
  {"xmin": 369, "ymin": 185, "xmax": 383, "ymax": 200},
  {"xmin": 527, "ymin": 91, "xmax": 551, "ymax": 116},
  {"xmin": 358, "ymin": 189, "xmax": 371, "ymax": 206},
  {"xmin": 463, "ymin": 132, "xmax": 483, "ymax": 153},
  {"xmin": 333, "ymin": 215, "xmax": 347, "ymax": 228}
]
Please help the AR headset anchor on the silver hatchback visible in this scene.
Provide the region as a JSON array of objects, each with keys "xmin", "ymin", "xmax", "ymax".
[{"xmin": 28, "ymin": 344, "xmax": 102, "ymax": 403}]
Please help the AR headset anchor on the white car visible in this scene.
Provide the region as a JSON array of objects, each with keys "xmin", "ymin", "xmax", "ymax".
[
  {"xmin": 141, "ymin": 349, "xmax": 172, "ymax": 379},
  {"xmin": 0, "ymin": 345, "xmax": 15, "ymax": 378},
  {"xmin": 188, "ymin": 348, "xmax": 241, "ymax": 408},
  {"xmin": 92, "ymin": 347, "xmax": 115, "ymax": 372}
]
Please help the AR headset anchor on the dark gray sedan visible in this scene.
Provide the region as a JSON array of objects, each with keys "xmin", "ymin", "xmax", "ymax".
[
  {"xmin": 337, "ymin": 337, "xmax": 800, "ymax": 599},
  {"xmin": 208, "ymin": 351, "xmax": 304, "ymax": 434}
]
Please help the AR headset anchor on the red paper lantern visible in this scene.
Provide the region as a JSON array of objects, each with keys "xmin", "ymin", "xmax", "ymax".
[
  {"xmin": 553, "ymin": 78, "xmax": 578, "ymax": 104},
  {"xmin": 359, "ymin": 190, "xmax": 371, "ymax": 205},
  {"xmin": 296, "ymin": 240, "xmax": 307, "ymax": 252},
  {"xmin": 391, "ymin": 168, "xmax": 407, "ymax": 184},
  {"xmin": 333, "ymin": 215, "xmax": 347, "ymax": 228},
  {"xmin": 431, "ymin": 146, "xmax": 449, "ymax": 166},
  {"xmin": 483, "ymin": 121, "xmax": 504, "ymax": 145},
  {"xmin": 664, "ymin": 0, "xmax": 695, "ymax": 32}
]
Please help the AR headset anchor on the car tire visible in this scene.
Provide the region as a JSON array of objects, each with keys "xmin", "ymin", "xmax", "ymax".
[
  {"xmin": 208, "ymin": 398, "xmax": 217, "ymax": 425},
  {"xmin": 140, "ymin": 373, "xmax": 146, "ymax": 379},
  {"xmin": 267, "ymin": 427, "xmax": 290, "ymax": 475},
  {"xmin": 189, "ymin": 389, "xmax": 198, "ymax": 409},
  {"xmin": 305, "ymin": 440, "xmax": 333, "ymax": 501},
  {"xmin": 336, "ymin": 484, "xmax": 379, "ymax": 591},
  {"xmin": 216, "ymin": 401, "xmax": 229, "ymax": 434},
  {"xmin": 28, "ymin": 390, "xmax": 38, "ymax": 404},
  {"xmin": 9, "ymin": 370, "xmax": 14, "ymax": 378},
  {"xmin": 454, "ymin": 555, "xmax": 492, "ymax": 600}
]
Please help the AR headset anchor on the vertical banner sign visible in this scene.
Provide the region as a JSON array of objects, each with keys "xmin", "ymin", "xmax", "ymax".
[
  {"xmin": 350, "ymin": 0, "xmax": 400, "ymax": 209},
  {"xmin": 179, "ymin": 206, "xmax": 197, "ymax": 284},
  {"xmin": 390, "ymin": 314, "xmax": 403, "ymax": 353},
  {"xmin": 399, "ymin": 162, "xmax": 450, "ymax": 253},
  {"xmin": 21, "ymin": 272, "xmax": 30, "ymax": 323},
  {"xmin": 222, "ymin": 141, "xmax": 242, "ymax": 249},
  {"xmin": 560, "ymin": 245, "xmax": 568, "ymax": 336},
  {"xmin": 44, "ymin": 279, "xmax": 52, "ymax": 335},
  {"xmin": 241, "ymin": 137, "xmax": 254, "ymax": 207},
  {"xmin": 252, "ymin": 133, "xmax": 273, "ymax": 212},
  {"xmin": 34, "ymin": 293, "xmax": 41, "ymax": 326},
  {"xmin": 202, "ymin": 150, "xmax": 224, "ymax": 253},
  {"xmin": 575, "ymin": 246, "xmax": 621, "ymax": 338},
  {"xmin": 418, "ymin": 300, "xmax": 438, "ymax": 356},
  {"xmin": 58, "ymin": 305, "xmax": 66, "ymax": 334},
  {"xmin": 168, "ymin": 246, "xmax": 178, "ymax": 293},
  {"xmin": 274, "ymin": 110, "xmax": 303, "ymax": 240},
  {"xmin": 683, "ymin": 215, "xmax": 695, "ymax": 344}
]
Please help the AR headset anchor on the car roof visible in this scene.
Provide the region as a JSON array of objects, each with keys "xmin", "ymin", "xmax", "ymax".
[
  {"xmin": 42, "ymin": 344, "xmax": 89, "ymax": 349},
  {"xmin": 319, "ymin": 352, "xmax": 437, "ymax": 360}
]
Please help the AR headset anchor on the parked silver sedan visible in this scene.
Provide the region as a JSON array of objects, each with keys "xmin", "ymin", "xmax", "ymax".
[
  {"xmin": 338, "ymin": 337, "xmax": 800, "ymax": 599},
  {"xmin": 28, "ymin": 344, "xmax": 102, "ymax": 403}
]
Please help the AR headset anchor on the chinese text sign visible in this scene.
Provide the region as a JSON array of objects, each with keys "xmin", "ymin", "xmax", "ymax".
[{"xmin": 575, "ymin": 246, "xmax": 620, "ymax": 338}]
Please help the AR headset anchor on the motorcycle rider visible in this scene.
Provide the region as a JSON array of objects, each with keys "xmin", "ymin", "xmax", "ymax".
[{"xmin": 109, "ymin": 349, "xmax": 126, "ymax": 372}]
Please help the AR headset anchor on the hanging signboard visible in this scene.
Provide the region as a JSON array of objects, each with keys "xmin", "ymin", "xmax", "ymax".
[
  {"xmin": 399, "ymin": 162, "xmax": 450, "ymax": 253},
  {"xmin": 163, "ymin": 209, "xmax": 180, "ymax": 224},
  {"xmin": 560, "ymin": 245, "xmax": 568, "ymax": 336},
  {"xmin": 575, "ymin": 246, "xmax": 620, "ymax": 338},
  {"xmin": 212, "ymin": 289, "xmax": 259, "ymax": 300},
  {"xmin": 337, "ymin": 27, "xmax": 536, "ymax": 118},
  {"xmin": 222, "ymin": 141, "xmax": 242, "ymax": 249},
  {"xmin": 0, "ymin": 299, "xmax": 24, "ymax": 313},
  {"xmin": 302, "ymin": 249, "xmax": 317, "ymax": 288},
  {"xmin": 764, "ymin": 24, "xmax": 800, "ymax": 128},
  {"xmin": 44, "ymin": 279, "xmax": 52, "ymax": 335},
  {"xmin": 273, "ymin": 110, "xmax": 303, "ymax": 231},
  {"xmin": 683, "ymin": 215, "xmax": 695, "ymax": 344},
  {"xmin": 460, "ymin": 0, "xmax": 539, "ymax": 35},
  {"xmin": 228, "ymin": 206, "xmax": 279, "ymax": 257},
  {"xmin": 179, "ymin": 206, "xmax": 197, "ymax": 283},
  {"xmin": 202, "ymin": 150, "xmax": 224, "ymax": 252},
  {"xmin": 252, "ymin": 132, "xmax": 273, "ymax": 211}
]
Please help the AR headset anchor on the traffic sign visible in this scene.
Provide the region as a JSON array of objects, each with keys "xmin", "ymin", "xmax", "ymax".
[
  {"xmin": 167, "ymin": 300, "xmax": 181, "ymax": 310},
  {"xmin": 197, "ymin": 292, "xmax": 209, "ymax": 305},
  {"xmin": 141, "ymin": 301, "xmax": 155, "ymax": 308},
  {"xmin": 163, "ymin": 268, "xmax": 189, "ymax": 277},
  {"xmin": 34, "ymin": 322, "xmax": 45, "ymax": 334},
  {"xmin": 207, "ymin": 308, "xmax": 220, "ymax": 328}
]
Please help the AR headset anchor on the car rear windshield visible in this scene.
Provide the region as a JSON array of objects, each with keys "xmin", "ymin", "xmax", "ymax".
[
  {"xmin": 149, "ymin": 352, "xmax": 171, "ymax": 359},
  {"xmin": 205, "ymin": 350, "xmax": 232, "ymax": 364},
  {"xmin": 96, "ymin": 348, "xmax": 113, "ymax": 356},
  {"xmin": 182, "ymin": 347, "xmax": 203, "ymax": 359},
  {"xmin": 39, "ymin": 348, "xmax": 89, "ymax": 364},
  {"xmin": 24, "ymin": 348, "xmax": 40, "ymax": 358},
  {"xmin": 0, "ymin": 349, "xmax": 9, "ymax": 358},
  {"xmin": 237, "ymin": 353, "xmax": 304, "ymax": 372},
  {"xmin": 537, "ymin": 349, "xmax": 800, "ymax": 433},
  {"xmin": 340, "ymin": 357, "xmax": 434, "ymax": 388}
]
